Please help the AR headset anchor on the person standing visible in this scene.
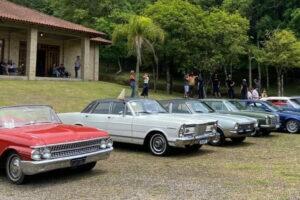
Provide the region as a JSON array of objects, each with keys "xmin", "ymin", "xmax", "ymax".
[
  {"xmin": 197, "ymin": 74, "xmax": 204, "ymax": 99},
  {"xmin": 74, "ymin": 56, "xmax": 81, "ymax": 78},
  {"xmin": 226, "ymin": 74, "xmax": 235, "ymax": 99},
  {"xmin": 261, "ymin": 89, "xmax": 268, "ymax": 98},
  {"xmin": 129, "ymin": 70, "xmax": 136, "ymax": 98},
  {"xmin": 188, "ymin": 73, "xmax": 196, "ymax": 98},
  {"xmin": 212, "ymin": 74, "xmax": 221, "ymax": 98},
  {"xmin": 141, "ymin": 73, "xmax": 149, "ymax": 98},
  {"xmin": 252, "ymin": 87, "xmax": 259, "ymax": 100},
  {"xmin": 253, "ymin": 79, "xmax": 261, "ymax": 95},
  {"xmin": 247, "ymin": 88, "xmax": 253, "ymax": 100},
  {"xmin": 184, "ymin": 74, "xmax": 189, "ymax": 98},
  {"xmin": 241, "ymin": 79, "xmax": 248, "ymax": 99}
]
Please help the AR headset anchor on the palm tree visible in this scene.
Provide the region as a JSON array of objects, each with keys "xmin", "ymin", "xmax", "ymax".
[{"xmin": 112, "ymin": 15, "xmax": 165, "ymax": 95}]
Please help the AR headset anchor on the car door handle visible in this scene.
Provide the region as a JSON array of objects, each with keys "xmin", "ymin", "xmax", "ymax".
[
  {"xmin": 107, "ymin": 116, "xmax": 111, "ymax": 119},
  {"xmin": 85, "ymin": 115, "xmax": 89, "ymax": 118}
]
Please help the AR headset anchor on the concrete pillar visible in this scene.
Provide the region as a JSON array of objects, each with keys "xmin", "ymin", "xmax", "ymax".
[
  {"xmin": 94, "ymin": 44, "xmax": 100, "ymax": 81},
  {"xmin": 81, "ymin": 37, "xmax": 90, "ymax": 81},
  {"xmin": 26, "ymin": 28, "xmax": 38, "ymax": 80}
]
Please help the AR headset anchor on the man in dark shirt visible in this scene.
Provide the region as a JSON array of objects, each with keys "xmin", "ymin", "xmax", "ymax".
[
  {"xmin": 212, "ymin": 73, "xmax": 221, "ymax": 98},
  {"xmin": 226, "ymin": 74, "xmax": 235, "ymax": 99}
]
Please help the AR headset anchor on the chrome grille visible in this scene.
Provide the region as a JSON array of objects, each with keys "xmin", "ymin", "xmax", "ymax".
[
  {"xmin": 270, "ymin": 117, "xmax": 277, "ymax": 125},
  {"xmin": 48, "ymin": 138, "xmax": 104, "ymax": 159},
  {"xmin": 238, "ymin": 123, "xmax": 254, "ymax": 131}
]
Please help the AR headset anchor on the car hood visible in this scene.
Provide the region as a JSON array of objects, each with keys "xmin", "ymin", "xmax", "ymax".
[
  {"xmin": 198, "ymin": 113, "xmax": 256, "ymax": 124},
  {"xmin": 1, "ymin": 123, "xmax": 109, "ymax": 147}
]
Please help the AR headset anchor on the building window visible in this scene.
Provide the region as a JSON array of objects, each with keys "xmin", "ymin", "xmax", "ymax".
[{"xmin": 0, "ymin": 39, "xmax": 4, "ymax": 62}]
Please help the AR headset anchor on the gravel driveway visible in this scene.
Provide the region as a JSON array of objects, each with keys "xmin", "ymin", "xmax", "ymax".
[{"xmin": 0, "ymin": 133, "xmax": 299, "ymax": 200}]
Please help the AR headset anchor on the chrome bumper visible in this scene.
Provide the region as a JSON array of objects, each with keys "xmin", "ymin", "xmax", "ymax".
[
  {"xmin": 227, "ymin": 128, "xmax": 256, "ymax": 137},
  {"xmin": 170, "ymin": 132, "xmax": 217, "ymax": 147},
  {"xmin": 20, "ymin": 147, "xmax": 113, "ymax": 175},
  {"xmin": 260, "ymin": 124, "xmax": 280, "ymax": 130}
]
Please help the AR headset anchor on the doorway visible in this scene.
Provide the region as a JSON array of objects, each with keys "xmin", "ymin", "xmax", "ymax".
[{"xmin": 36, "ymin": 44, "xmax": 60, "ymax": 77}]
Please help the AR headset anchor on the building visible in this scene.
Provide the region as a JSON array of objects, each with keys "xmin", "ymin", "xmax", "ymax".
[{"xmin": 0, "ymin": 0, "xmax": 111, "ymax": 81}]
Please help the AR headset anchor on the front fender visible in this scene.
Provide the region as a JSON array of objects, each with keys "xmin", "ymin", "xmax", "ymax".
[{"xmin": 1, "ymin": 146, "xmax": 32, "ymax": 161}]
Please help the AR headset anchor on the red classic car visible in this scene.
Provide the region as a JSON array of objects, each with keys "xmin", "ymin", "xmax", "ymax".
[{"xmin": 0, "ymin": 105, "xmax": 113, "ymax": 184}]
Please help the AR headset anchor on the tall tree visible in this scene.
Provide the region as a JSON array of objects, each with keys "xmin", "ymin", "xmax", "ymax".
[
  {"xmin": 261, "ymin": 30, "xmax": 300, "ymax": 96},
  {"xmin": 112, "ymin": 15, "xmax": 164, "ymax": 95}
]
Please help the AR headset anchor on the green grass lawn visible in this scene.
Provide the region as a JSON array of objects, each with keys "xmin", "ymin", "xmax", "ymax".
[
  {"xmin": 0, "ymin": 80, "xmax": 299, "ymax": 199},
  {"xmin": 0, "ymin": 80, "xmax": 178, "ymax": 112}
]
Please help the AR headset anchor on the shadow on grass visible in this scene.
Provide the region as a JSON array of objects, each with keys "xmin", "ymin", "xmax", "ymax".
[
  {"xmin": 113, "ymin": 142, "xmax": 215, "ymax": 158},
  {"xmin": 0, "ymin": 166, "xmax": 107, "ymax": 186},
  {"xmin": 220, "ymin": 140, "xmax": 255, "ymax": 148}
]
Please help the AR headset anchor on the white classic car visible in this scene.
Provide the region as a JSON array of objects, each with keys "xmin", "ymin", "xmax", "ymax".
[{"xmin": 59, "ymin": 99, "xmax": 218, "ymax": 156}]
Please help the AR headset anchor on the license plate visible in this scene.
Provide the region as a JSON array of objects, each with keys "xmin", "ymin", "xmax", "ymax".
[
  {"xmin": 199, "ymin": 139, "xmax": 208, "ymax": 145},
  {"xmin": 70, "ymin": 157, "xmax": 86, "ymax": 167}
]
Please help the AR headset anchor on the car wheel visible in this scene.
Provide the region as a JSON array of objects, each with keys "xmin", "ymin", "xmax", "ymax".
[
  {"xmin": 185, "ymin": 144, "xmax": 202, "ymax": 152},
  {"xmin": 286, "ymin": 120, "xmax": 299, "ymax": 133},
  {"xmin": 261, "ymin": 130, "xmax": 271, "ymax": 136},
  {"xmin": 6, "ymin": 153, "xmax": 26, "ymax": 184},
  {"xmin": 75, "ymin": 162, "xmax": 97, "ymax": 172},
  {"xmin": 209, "ymin": 130, "xmax": 225, "ymax": 146},
  {"xmin": 149, "ymin": 133, "xmax": 169, "ymax": 156},
  {"xmin": 231, "ymin": 137, "xmax": 246, "ymax": 144}
]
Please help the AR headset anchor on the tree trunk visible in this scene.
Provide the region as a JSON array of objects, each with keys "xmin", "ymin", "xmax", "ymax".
[
  {"xmin": 266, "ymin": 66, "xmax": 269, "ymax": 90},
  {"xmin": 152, "ymin": 60, "xmax": 157, "ymax": 93},
  {"xmin": 230, "ymin": 64, "xmax": 233, "ymax": 76},
  {"xmin": 224, "ymin": 65, "xmax": 228, "ymax": 77},
  {"xmin": 166, "ymin": 64, "xmax": 171, "ymax": 94},
  {"xmin": 281, "ymin": 73, "xmax": 284, "ymax": 96},
  {"xmin": 276, "ymin": 68, "xmax": 281, "ymax": 96},
  {"xmin": 248, "ymin": 55, "xmax": 252, "ymax": 88},
  {"xmin": 135, "ymin": 36, "xmax": 142, "ymax": 96},
  {"xmin": 116, "ymin": 58, "xmax": 122, "ymax": 75},
  {"xmin": 258, "ymin": 62, "xmax": 261, "ymax": 89}
]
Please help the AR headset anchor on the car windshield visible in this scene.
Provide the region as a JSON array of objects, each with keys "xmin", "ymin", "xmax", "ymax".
[
  {"xmin": 290, "ymin": 99, "xmax": 300, "ymax": 108},
  {"xmin": 129, "ymin": 100, "xmax": 167, "ymax": 114},
  {"xmin": 264, "ymin": 101, "xmax": 280, "ymax": 112},
  {"xmin": 224, "ymin": 101, "xmax": 240, "ymax": 112},
  {"xmin": 228, "ymin": 101, "xmax": 249, "ymax": 111},
  {"xmin": 0, "ymin": 106, "xmax": 61, "ymax": 129},
  {"xmin": 187, "ymin": 101, "xmax": 214, "ymax": 113}
]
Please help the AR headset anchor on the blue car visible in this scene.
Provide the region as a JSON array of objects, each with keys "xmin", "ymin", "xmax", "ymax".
[{"xmin": 229, "ymin": 100, "xmax": 300, "ymax": 133}]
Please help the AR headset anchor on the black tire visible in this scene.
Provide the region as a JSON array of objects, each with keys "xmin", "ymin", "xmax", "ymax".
[
  {"xmin": 251, "ymin": 130, "xmax": 261, "ymax": 137},
  {"xmin": 5, "ymin": 153, "xmax": 26, "ymax": 184},
  {"xmin": 185, "ymin": 144, "xmax": 202, "ymax": 152},
  {"xmin": 261, "ymin": 130, "xmax": 271, "ymax": 136},
  {"xmin": 231, "ymin": 137, "xmax": 246, "ymax": 144},
  {"xmin": 209, "ymin": 130, "xmax": 225, "ymax": 146},
  {"xmin": 149, "ymin": 133, "xmax": 170, "ymax": 156},
  {"xmin": 75, "ymin": 162, "xmax": 97, "ymax": 172},
  {"xmin": 285, "ymin": 120, "xmax": 299, "ymax": 133}
]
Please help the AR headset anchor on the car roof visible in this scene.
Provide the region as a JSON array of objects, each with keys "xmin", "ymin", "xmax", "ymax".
[
  {"xmin": 94, "ymin": 98, "xmax": 157, "ymax": 103},
  {"xmin": 262, "ymin": 97, "xmax": 290, "ymax": 100},
  {"xmin": 0, "ymin": 105, "xmax": 53, "ymax": 110}
]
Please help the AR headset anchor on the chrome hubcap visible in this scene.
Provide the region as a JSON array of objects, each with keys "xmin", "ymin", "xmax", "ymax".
[
  {"xmin": 151, "ymin": 135, "xmax": 166, "ymax": 154},
  {"xmin": 287, "ymin": 121, "xmax": 298, "ymax": 133},
  {"xmin": 211, "ymin": 133, "xmax": 221, "ymax": 144},
  {"xmin": 9, "ymin": 157, "xmax": 21, "ymax": 180}
]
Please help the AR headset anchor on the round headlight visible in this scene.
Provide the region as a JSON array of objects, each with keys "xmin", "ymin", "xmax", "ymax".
[
  {"xmin": 106, "ymin": 138, "xmax": 113, "ymax": 148},
  {"xmin": 31, "ymin": 149, "xmax": 42, "ymax": 161},
  {"xmin": 100, "ymin": 140, "xmax": 107, "ymax": 149},
  {"xmin": 179, "ymin": 125, "xmax": 185, "ymax": 135},
  {"xmin": 41, "ymin": 148, "xmax": 51, "ymax": 159}
]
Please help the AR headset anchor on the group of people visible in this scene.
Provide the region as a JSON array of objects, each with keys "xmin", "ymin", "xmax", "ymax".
[
  {"xmin": 52, "ymin": 63, "xmax": 70, "ymax": 78},
  {"xmin": 0, "ymin": 60, "xmax": 20, "ymax": 75},
  {"xmin": 183, "ymin": 72, "xmax": 268, "ymax": 100},
  {"xmin": 129, "ymin": 70, "xmax": 149, "ymax": 98}
]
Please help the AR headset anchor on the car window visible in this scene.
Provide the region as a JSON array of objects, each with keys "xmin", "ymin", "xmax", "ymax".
[
  {"xmin": 207, "ymin": 101, "xmax": 228, "ymax": 111},
  {"xmin": 172, "ymin": 102, "xmax": 190, "ymax": 113},
  {"xmin": 160, "ymin": 102, "xmax": 170, "ymax": 112},
  {"xmin": 93, "ymin": 102, "xmax": 110, "ymax": 114},
  {"xmin": 111, "ymin": 102, "xmax": 125, "ymax": 115}
]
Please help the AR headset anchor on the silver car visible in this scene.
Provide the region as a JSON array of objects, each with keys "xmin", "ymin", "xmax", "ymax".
[
  {"xmin": 59, "ymin": 99, "xmax": 218, "ymax": 156},
  {"xmin": 160, "ymin": 99, "xmax": 258, "ymax": 146}
]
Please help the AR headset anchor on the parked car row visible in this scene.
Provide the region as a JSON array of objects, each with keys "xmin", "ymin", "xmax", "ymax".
[{"xmin": 0, "ymin": 97, "xmax": 298, "ymax": 184}]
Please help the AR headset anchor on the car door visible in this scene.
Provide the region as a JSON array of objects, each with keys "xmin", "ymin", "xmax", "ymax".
[
  {"xmin": 83, "ymin": 101, "xmax": 111, "ymax": 131},
  {"xmin": 106, "ymin": 101, "xmax": 133, "ymax": 143}
]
